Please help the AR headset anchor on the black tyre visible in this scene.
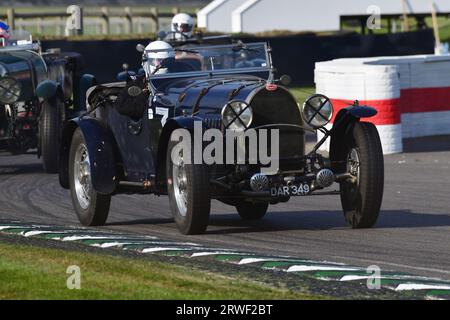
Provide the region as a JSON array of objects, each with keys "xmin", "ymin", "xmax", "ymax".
[
  {"xmin": 340, "ymin": 122, "xmax": 384, "ymax": 228},
  {"xmin": 236, "ymin": 201, "xmax": 269, "ymax": 220},
  {"xmin": 39, "ymin": 99, "xmax": 63, "ymax": 173},
  {"xmin": 166, "ymin": 133, "xmax": 211, "ymax": 235},
  {"xmin": 69, "ymin": 128, "xmax": 111, "ymax": 226}
]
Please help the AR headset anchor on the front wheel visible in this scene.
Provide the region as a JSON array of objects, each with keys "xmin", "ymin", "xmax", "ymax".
[
  {"xmin": 39, "ymin": 99, "xmax": 63, "ymax": 173},
  {"xmin": 166, "ymin": 133, "xmax": 211, "ymax": 235},
  {"xmin": 340, "ymin": 122, "xmax": 384, "ymax": 228},
  {"xmin": 69, "ymin": 128, "xmax": 111, "ymax": 226}
]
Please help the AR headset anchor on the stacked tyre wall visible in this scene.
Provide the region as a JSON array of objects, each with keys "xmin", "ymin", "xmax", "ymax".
[{"xmin": 315, "ymin": 54, "xmax": 450, "ymax": 154}]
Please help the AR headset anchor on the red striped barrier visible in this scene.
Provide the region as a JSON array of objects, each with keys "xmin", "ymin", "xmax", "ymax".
[
  {"xmin": 330, "ymin": 98, "xmax": 401, "ymax": 126},
  {"xmin": 315, "ymin": 55, "xmax": 450, "ymax": 154}
]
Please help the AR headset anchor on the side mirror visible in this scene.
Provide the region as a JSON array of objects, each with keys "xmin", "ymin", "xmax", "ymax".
[
  {"xmin": 136, "ymin": 43, "xmax": 145, "ymax": 53},
  {"xmin": 157, "ymin": 30, "xmax": 167, "ymax": 40},
  {"xmin": 279, "ymin": 75, "xmax": 292, "ymax": 86}
]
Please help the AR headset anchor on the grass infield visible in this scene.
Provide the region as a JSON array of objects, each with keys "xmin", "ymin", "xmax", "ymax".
[{"xmin": 0, "ymin": 242, "xmax": 321, "ymax": 300}]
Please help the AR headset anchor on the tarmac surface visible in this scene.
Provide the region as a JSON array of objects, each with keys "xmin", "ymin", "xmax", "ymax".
[{"xmin": 0, "ymin": 135, "xmax": 449, "ymax": 280}]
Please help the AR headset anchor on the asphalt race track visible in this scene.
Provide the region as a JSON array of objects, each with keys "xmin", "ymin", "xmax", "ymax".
[{"xmin": 0, "ymin": 135, "xmax": 449, "ymax": 280}]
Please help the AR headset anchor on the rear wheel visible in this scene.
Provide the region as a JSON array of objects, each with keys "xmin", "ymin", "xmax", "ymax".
[
  {"xmin": 166, "ymin": 133, "xmax": 211, "ymax": 235},
  {"xmin": 69, "ymin": 128, "xmax": 111, "ymax": 226},
  {"xmin": 236, "ymin": 201, "xmax": 269, "ymax": 220},
  {"xmin": 340, "ymin": 122, "xmax": 384, "ymax": 228},
  {"xmin": 39, "ymin": 99, "xmax": 63, "ymax": 173}
]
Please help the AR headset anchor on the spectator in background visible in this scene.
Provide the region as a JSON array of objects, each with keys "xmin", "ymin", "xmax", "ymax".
[{"xmin": 0, "ymin": 22, "xmax": 11, "ymax": 47}]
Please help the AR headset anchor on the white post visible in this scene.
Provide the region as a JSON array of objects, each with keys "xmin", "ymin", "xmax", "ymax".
[{"xmin": 430, "ymin": 0, "xmax": 442, "ymax": 54}]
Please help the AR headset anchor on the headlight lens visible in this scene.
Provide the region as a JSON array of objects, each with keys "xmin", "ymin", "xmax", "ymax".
[
  {"xmin": 221, "ymin": 100, "xmax": 253, "ymax": 131},
  {"xmin": 0, "ymin": 77, "xmax": 21, "ymax": 104},
  {"xmin": 302, "ymin": 94, "xmax": 333, "ymax": 128}
]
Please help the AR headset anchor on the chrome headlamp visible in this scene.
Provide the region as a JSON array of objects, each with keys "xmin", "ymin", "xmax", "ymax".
[
  {"xmin": 0, "ymin": 77, "xmax": 21, "ymax": 104},
  {"xmin": 221, "ymin": 100, "xmax": 253, "ymax": 131},
  {"xmin": 301, "ymin": 94, "xmax": 333, "ymax": 129}
]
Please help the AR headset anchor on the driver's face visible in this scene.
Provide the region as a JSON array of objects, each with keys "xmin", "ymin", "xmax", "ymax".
[
  {"xmin": 151, "ymin": 58, "xmax": 164, "ymax": 67},
  {"xmin": 174, "ymin": 23, "xmax": 192, "ymax": 33}
]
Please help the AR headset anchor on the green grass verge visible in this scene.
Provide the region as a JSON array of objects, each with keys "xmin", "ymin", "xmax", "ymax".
[
  {"xmin": 289, "ymin": 87, "xmax": 316, "ymax": 104},
  {"xmin": 0, "ymin": 242, "xmax": 320, "ymax": 300}
]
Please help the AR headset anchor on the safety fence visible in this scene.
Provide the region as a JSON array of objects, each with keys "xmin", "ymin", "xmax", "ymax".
[{"xmin": 0, "ymin": 7, "xmax": 195, "ymax": 36}]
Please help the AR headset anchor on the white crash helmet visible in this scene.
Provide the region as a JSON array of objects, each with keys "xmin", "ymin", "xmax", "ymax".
[
  {"xmin": 171, "ymin": 13, "xmax": 194, "ymax": 38},
  {"xmin": 143, "ymin": 40, "xmax": 175, "ymax": 76}
]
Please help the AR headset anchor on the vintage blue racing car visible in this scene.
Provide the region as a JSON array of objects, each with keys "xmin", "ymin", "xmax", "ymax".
[
  {"xmin": 0, "ymin": 30, "xmax": 87, "ymax": 172},
  {"xmin": 59, "ymin": 41, "xmax": 384, "ymax": 235}
]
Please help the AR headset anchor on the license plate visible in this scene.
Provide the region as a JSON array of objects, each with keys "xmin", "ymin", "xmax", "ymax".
[{"xmin": 270, "ymin": 183, "xmax": 311, "ymax": 197}]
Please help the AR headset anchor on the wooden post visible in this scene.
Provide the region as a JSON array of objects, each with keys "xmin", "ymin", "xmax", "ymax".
[
  {"xmin": 150, "ymin": 7, "xmax": 159, "ymax": 33},
  {"xmin": 6, "ymin": 8, "xmax": 15, "ymax": 29},
  {"xmin": 78, "ymin": 7, "xmax": 84, "ymax": 36},
  {"xmin": 172, "ymin": 7, "xmax": 181, "ymax": 15},
  {"xmin": 37, "ymin": 17, "xmax": 43, "ymax": 34},
  {"xmin": 96, "ymin": 22, "xmax": 101, "ymax": 35},
  {"xmin": 56, "ymin": 17, "xmax": 62, "ymax": 36},
  {"xmin": 401, "ymin": 0, "xmax": 410, "ymax": 31},
  {"xmin": 430, "ymin": 0, "xmax": 441, "ymax": 54},
  {"xmin": 360, "ymin": 17, "xmax": 366, "ymax": 35},
  {"xmin": 101, "ymin": 6, "xmax": 110, "ymax": 35},
  {"xmin": 137, "ymin": 19, "xmax": 143, "ymax": 34},
  {"xmin": 125, "ymin": 6, "xmax": 133, "ymax": 34}
]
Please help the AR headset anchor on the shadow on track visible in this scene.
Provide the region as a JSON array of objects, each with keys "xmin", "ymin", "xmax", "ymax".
[
  {"xmin": 105, "ymin": 218, "xmax": 174, "ymax": 226},
  {"xmin": 403, "ymin": 135, "xmax": 450, "ymax": 153},
  {"xmin": 0, "ymin": 163, "xmax": 43, "ymax": 175},
  {"xmin": 104, "ymin": 210, "xmax": 450, "ymax": 234},
  {"xmin": 205, "ymin": 210, "xmax": 450, "ymax": 234}
]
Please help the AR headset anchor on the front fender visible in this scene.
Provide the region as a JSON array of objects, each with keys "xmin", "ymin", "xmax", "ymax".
[
  {"xmin": 329, "ymin": 105, "xmax": 378, "ymax": 173},
  {"xmin": 59, "ymin": 117, "xmax": 117, "ymax": 194},
  {"xmin": 75, "ymin": 74, "xmax": 97, "ymax": 113},
  {"xmin": 36, "ymin": 80, "xmax": 62, "ymax": 100},
  {"xmin": 155, "ymin": 116, "xmax": 205, "ymax": 185}
]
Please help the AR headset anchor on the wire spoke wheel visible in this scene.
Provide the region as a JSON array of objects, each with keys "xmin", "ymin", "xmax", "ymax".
[
  {"xmin": 172, "ymin": 150, "xmax": 188, "ymax": 216},
  {"xmin": 69, "ymin": 128, "xmax": 111, "ymax": 226},
  {"xmin": 166, "ymin": 132, "xmax": 211, "ymax": 235},
  {"xmin": 74, "ymin": 143, "xmax": 91, "ymax": 210}
]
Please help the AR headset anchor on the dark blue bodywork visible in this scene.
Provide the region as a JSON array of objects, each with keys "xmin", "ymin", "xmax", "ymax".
[
  {"xmin": 59, "ymin": 60, "xmax": 377, "ymax": 196},
  {"xmin": 59, "ymin": 70, "xmax": 308, "ymax": 194}
]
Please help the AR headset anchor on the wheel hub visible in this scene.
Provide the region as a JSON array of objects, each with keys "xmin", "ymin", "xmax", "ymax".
[
  {"xmin": 173, "ymin": 151, "xmax": 188, "ymax": 217},
  {"xmin": 347, "ymin": 148, "xmax": 360, "ymax": 187},
  {"xmin": 74, "ymin": 144, "xmax": 91, "ymax": 210}
]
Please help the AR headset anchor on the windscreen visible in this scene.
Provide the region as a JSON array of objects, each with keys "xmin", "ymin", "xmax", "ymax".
[{"xmin": 147, "ymin": 42, "xmax": 270, "ymax": 78}]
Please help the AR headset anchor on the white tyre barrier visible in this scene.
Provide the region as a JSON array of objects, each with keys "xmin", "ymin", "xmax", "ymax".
[{"xmin": 315, "ymin": 54, "xmax": 450, "ymax": 154}]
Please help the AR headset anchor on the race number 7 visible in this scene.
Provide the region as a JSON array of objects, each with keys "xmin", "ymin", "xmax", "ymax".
[{"xmin": 155, "ymin": 107, "xmax": 169, "ymax": 126}]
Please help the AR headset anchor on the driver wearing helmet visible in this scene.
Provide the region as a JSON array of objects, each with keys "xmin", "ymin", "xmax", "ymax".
[
  {"xmin": 0, "ymin": 22, "xmax": 11, "ymax": 47},
  {"xmin": 169, "ymin": 13, "xmax": 194, "ymax": 40},
  {"xmin": 142, "ymin": 40, "xmax": 176, "ymax": 77}
]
